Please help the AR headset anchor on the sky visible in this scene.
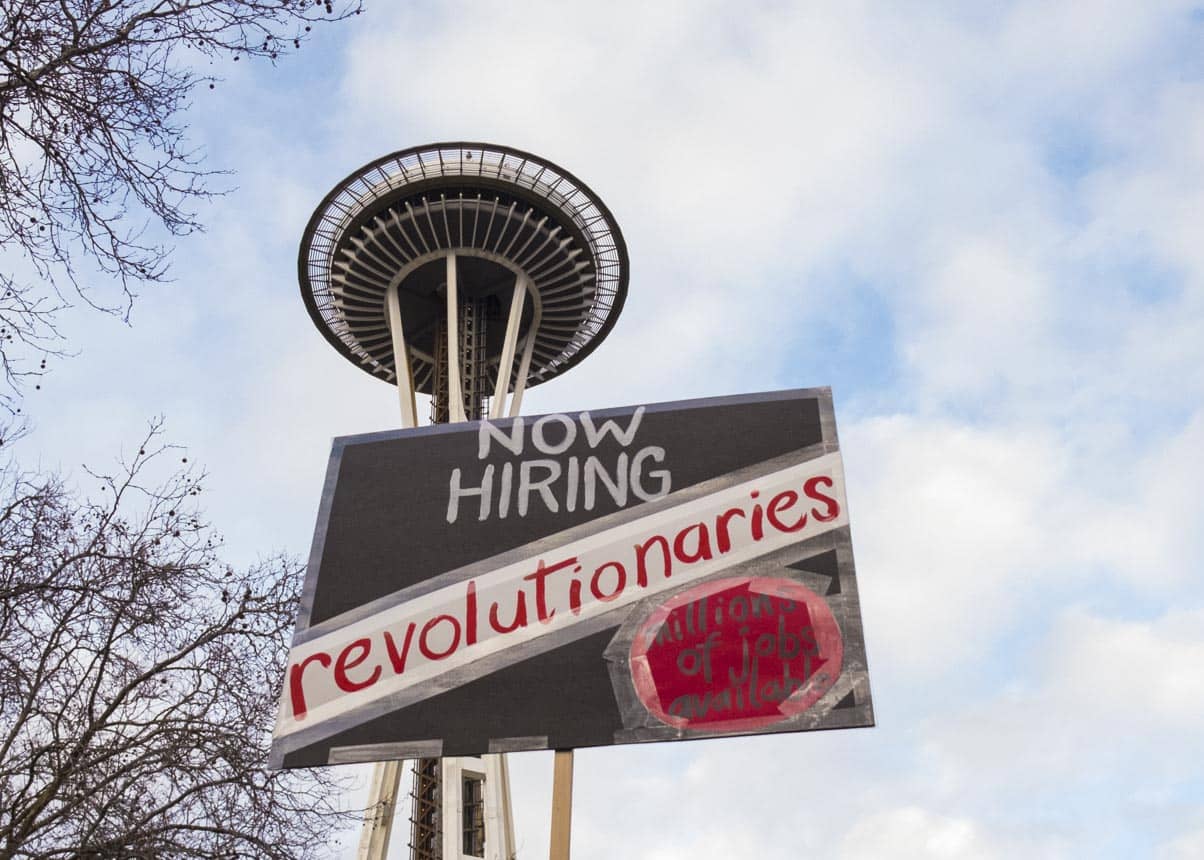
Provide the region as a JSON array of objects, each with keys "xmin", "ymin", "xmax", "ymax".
[{"xmin": 8, "ymin": 1, "xmax": 1204, "ymax": 857}]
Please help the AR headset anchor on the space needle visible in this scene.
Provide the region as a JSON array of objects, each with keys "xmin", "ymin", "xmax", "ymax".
[{"xmin": 298, "ymin": 142, "xmax": 629, "ymax": 859}]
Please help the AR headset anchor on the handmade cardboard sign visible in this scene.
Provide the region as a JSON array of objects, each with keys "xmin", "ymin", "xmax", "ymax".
[{"xmin": 270, "ymin": 389, "xmax": 873, "ymax": 769}]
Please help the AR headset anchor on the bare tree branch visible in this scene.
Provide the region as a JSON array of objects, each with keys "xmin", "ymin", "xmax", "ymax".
[
  {"xmin": 0, "ymin": 0, "xmax": 363, "ymax": 411},
  {"xmin": 0, "ymin": 419, "xmax": 354, "ymax": 858}
]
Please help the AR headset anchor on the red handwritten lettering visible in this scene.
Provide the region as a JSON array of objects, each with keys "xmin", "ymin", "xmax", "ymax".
[
  {"xmin": 522, "ymin": 556, "xmax": 578, "ymax": 623},
  {"xmin": 673, "ymin": 522, "xmax": 713, "ymax": 563},
  {"xmin": 383, "ymin": 623, "xmax": 417, "ymax": 674},
  {"xmin": 590, "ymin": 561, "xmax": 626, "ymax": 602},
  {"xmin": 288, "ymin": 651, "xmax": 332, "ymax": 720},
  {"xmin": 418, "ymin": 614, "xmax": 461, "ymax": 661},
  {"xmin": 766, "ymin": 490, "xmax": 807, "ymax": 532},
  {"xmin": 803, "ymin": 476, "xmax": 840, "ymax": 522},
  {"xmin": 334, "ymin": 638, "xmax": 380, "ymax": 692}
]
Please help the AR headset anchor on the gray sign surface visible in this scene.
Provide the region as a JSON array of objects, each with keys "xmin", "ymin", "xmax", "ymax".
[{"xmin": 271, "ymin": 389, "xmax": 873, "ymax": 768}]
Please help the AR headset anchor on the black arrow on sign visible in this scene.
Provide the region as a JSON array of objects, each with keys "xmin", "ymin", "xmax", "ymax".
[{"xmin": 786, "ymin": 548, "xmax": 841, "ymax": 596}]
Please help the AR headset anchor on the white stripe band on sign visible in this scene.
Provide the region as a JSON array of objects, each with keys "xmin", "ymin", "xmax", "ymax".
[{"xmin": 275, "ymin": 451, "xmax": 849, "ymax": 738}]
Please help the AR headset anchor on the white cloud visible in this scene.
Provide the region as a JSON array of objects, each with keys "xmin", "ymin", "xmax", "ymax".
[
  {"xmin": 1159, "ymin": 823, "xmax": 1204, "ymax": 860},
  {"xmin": 1050, "ymin": 607, "xmax": 1204, "ymax": 728},
  {"xmin": 1067, "ymin": 410, "xmax": 1204, "ymax": 590},
  {"xmin": 843, "ymin": 414, "xmax": 1071, "ymax": 675},
  {"xmin": 839, "ymin": 806, "xmax": 997, "ymax": 860},
  {"xmin": 900, "ymin": 237, "xmax": 1056, "ymax": 402},
  {"xmin": 922, "ymin": 604, "xmax": 1204, "ymax": 819}
]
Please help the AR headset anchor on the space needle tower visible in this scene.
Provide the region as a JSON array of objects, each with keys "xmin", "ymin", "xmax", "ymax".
[{"xmin": 298, "ymin": 143, "xmax": 629, "ymax": 859}]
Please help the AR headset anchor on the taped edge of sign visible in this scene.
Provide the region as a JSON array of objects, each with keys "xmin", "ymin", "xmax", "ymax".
[
  {"xmin": 327, "ymin": 738, "xmax": 444, "ymax": 765},
  {"xmin": 488, "ymin": 736, "xmax": 551, "ymax": 754}
]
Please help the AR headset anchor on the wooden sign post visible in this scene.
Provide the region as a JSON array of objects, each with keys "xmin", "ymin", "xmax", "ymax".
[{"xmin": 549, "ymin": 750, "xmax": 574, "ymax": 860}]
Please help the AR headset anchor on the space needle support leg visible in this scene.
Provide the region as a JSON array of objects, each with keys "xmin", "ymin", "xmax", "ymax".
[
  {"xmin": 386, "ymin": 283, "xmax": 419, "ymax": 428},
  {"xmin": 356, "ymin": 284, "xmax": 422, "ymax": 859},
  {"xmin": 358, "ymin": 759, "xmax": 404, "ymax": 860},
  {"xmin": 507, "ymin": 293, "xmax": 541, "ymax": 418},
  {"xmin": 490, "ymin": 274, "xmax": 527, "ymax": 420},
  {"xmin": 445, "ymin": 253, "xmax": 468, "ymax": 423}
]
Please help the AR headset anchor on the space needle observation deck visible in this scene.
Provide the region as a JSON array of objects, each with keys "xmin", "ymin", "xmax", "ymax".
[{"xmin": 298, "ymin": 141, "xmax": 629, "ymax": 423}]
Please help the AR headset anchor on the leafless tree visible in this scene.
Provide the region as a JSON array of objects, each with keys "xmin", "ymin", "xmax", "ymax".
[
  {"xmin": 0, "ymin": 420, "xmax": 353, "ymax": 857},
  {"xmin": 0, "ymin": 0, "xmax": 362, "ymax": 407}
]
